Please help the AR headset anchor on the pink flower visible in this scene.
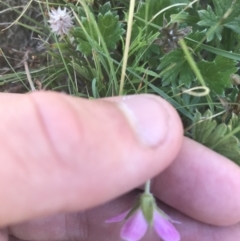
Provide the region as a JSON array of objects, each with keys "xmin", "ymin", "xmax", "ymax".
[
  {"xmin": 106, "ymin": 194, "xmax": 180, "ymax": 241},
  {"xmin": 48, "ymin": 7, "xmax": 73, "ymax": 36}
]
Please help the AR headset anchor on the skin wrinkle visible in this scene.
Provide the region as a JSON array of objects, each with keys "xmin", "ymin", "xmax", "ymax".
[
  {"xmin": 4, "ymin": 95, "xmax": 68, "ymax": 178},
  {"xmin": 1, "ymin": 93, "xmax": 91, "ymax": 225},
  {"xmin": 25, "ymin": 95, "xmax": 90, "ymax": 218},
  {"xmin": 38, "ymin": 94, "xmax": 137, "ymax": 189},
  {"xmin": 65, "ymin": 212, "xmax": 89, "ymax": 241},
  {"xmin": 29, "ymin": 94, "xmax": 69, "ymax": 174},
  {"xmin": 59, "ymin": 96, "xmax": 107, "ymax": 173},
  {"xmin": 0, "ymin": 137, "xmax": 30, "ymax": 178},
  {"xmin": 0, "ymin": 112, "xmax": 32, "ymax": 181},
  {"xmin": 61, "ymin": 98, "xmax": 132, "ymax": 203},
  {"xmin": 0, "ymin": 96, "xmax": 60, "ymax": 222},
  {"xmin": 29, "ymin": 93, "xmax": 96, "ymax": 212},
  {"xmin": 1, "ymin": 95, "xmax": 61, "ymax": 178},
  {"xmin": 29, "ymin": 93, "xmax": 85, "ymax": 172}
]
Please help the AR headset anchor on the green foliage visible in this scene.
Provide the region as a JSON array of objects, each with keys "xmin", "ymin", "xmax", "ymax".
[
  {"xmin": 192, "ymin": 110, "xmax": 240, "ymax": 164},
  {"xmin": 197, "ymin": 0, "xmax": 240, "ymax": 41},
  {"xmin": 73, "ymin": 3, "xmax": 124, "ymax": 55},
  {"xmin": 132, "ymin": 0, "xmax": 190, "ymax": 42},
  {"xmin": 197, "ymin": 5, "xmax": 223, "ymax": 42},
  {"xmin": 158, "ymin": 49, "xmax": 195, "ymax": 87},
  {"xmin": 197, "ymin": 56, "xmax": 237, "ymax": 94},
  {"xmin": 185, "ymin": 30, "xmax": 207, "ymax": 50},
  {"xmin": 228, "ymin": 114, "xmax": 240, "ymax": 140},
  {"xmin": 134, "ymin": 0, "xmax": 172, "ymax": 29}
]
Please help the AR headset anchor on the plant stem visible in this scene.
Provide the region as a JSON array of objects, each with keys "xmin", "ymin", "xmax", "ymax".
[
  {"xmin": 23, "ymin": 51, "xmax": 36, "ymax": 91},
  {"xmin": 119, "ymin": 0, "xmax": 135, "ymax": 95},
  {"xmin": 144, "ymin": 180, "xmax": 151, "ymax": 194}
]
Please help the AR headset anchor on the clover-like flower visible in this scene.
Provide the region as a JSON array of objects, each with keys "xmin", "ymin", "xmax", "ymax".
[
  {"xmin": 48, "ymin": 7, "xmax": 73, "ymax": 36},
  {"xmin": 106, "ymin": 193, "xmax": 180, "ymax": 241}
]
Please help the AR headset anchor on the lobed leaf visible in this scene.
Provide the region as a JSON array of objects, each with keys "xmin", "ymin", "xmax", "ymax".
[
  {"xmin": 197, "ymin": 56, "xmax": 237, "ymax": 95},
  {"xmin": 197, "ymin": 0, "xmax": 240, "ymax": 41},
  {"xmin": 158, "ymin": 49, "xmax": 195, "ymax": 87},
  {"xmin": 73, "ymin": 3, "xmax": 124, "ymax": 55},
  {"xmin": 192, "ymin": 110, "xmax": 240, "ymax": 164}
]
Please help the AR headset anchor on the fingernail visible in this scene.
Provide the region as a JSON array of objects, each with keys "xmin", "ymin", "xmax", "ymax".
[{"xmin": 117, "ymin": 95, "xmax": 169, "ymax": 147}]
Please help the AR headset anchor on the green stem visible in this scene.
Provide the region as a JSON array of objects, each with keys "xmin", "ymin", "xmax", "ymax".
[
  {"xmin": 119, "ymin": 0, "xmax": 135, "ymax": 95},
  {"xmin": 144, "ymin": 180, "xmax": 151, "ymax": 194}
]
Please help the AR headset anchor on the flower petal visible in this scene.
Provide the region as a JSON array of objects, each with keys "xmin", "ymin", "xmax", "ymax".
[
  {"xmin": 105, "ymin": 210, "xmax": 130, "ymax": 223},
  {"xmin": 121, "ymin": 210, "xmax": 148, "ymax": 241},
  {"xmin": 153, "ymin": 211, "xmax": 180, "ymax": 241},
  {"xmin": 48, "ymin": 7, "xmax": 73, "ymax": 36}
]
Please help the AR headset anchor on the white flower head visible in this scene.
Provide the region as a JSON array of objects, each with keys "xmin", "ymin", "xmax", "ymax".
[{"xmin": 48, "ymin": 7, "xmax": 73, "ymax": 36}]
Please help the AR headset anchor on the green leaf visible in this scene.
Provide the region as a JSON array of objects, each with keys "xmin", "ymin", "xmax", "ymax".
[
  {"xmin": 192, "ymin": 110, "xmax": 240, "ymax": 164},
  {"xmin": 212, "ymin": 0, "xmax": 240, "ymax": 21},
  {"xmin": 99, "ymin": 2, "xmax": 112, "ymax": 15},
  {"xmin": 185, "ymin": 37, "xmax": 240, "ymax": 61},
  {"xmin": 98, "ymin": 11, "xmax": 124, "ymax": 49},
  {"xmin": 197, "ymin": 0, "xmax": 240, "ymax": 41},
  {"xmin": 75, "ymin": 25, "xmax": 93, "ymax": 55},
  {"xmin": 197, "ymin": 56, "xmax": 237, "ymax": 95},
  {"xmin": 197, "ymin": 6, "xmax": 223, "ymax": 41},
  {"xmin": 224, "ymin": 17, "xmax": 240, "ymax": 34},
  {"xmin": 158, "ymin": 49, "xmax": 195, "ymax": 87},
  {"xmin": 228, "ymin": 114, "xmax": 240, "ymax": 141},
  {"xmin": 132, "ymin": 0, "xmax": 187, "ymax": 38},
  {"xmin": 73, "ymin": 5, "xmax": 124, "ymax": 55},
  {"xmin": 192, "ymin": 110, "xmax": 217, "ymax": 143},
  {"xmin": 170, "ymin": 12, "xmax": 199, "ymax": 25},
  {"xmin": 185, "ymin": 30, "xmax": 206, "ymax": 51},
  {"xmin": 92, "ymin": 78, "xmax": 100, "ymax": 98}
]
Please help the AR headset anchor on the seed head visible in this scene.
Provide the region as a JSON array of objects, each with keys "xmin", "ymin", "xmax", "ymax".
[{"xmin": 48, "ymin": 7, "xmax": 73, "ymax": 36}]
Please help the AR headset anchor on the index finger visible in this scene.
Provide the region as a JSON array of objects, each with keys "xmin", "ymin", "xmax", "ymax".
[{"xmin": 151, "ymin": 137, "xmax": 240, "ymax": 226}]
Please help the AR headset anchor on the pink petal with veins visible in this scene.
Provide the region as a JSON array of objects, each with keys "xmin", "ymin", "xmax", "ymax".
[
  {"xmin": 153, "ymin": 210, "xmax": 180, "ymax": 241},
  {"xmin": 121, "ymin": 210, "xmax": 148, "ymax": 241}
]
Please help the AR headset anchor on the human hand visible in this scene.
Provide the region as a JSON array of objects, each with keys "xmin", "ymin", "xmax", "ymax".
[{"xmin": 0, "ymin": 92, "xmax": 239, "ymax": 241}]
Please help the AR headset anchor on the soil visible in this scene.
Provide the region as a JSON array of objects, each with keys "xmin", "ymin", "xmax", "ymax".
[{"xmin": 0, "ymin": 1, "xmax": 47, "ymax": 92}]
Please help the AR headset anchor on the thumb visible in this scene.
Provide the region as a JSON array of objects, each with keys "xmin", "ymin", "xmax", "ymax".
[{"xmin": 0, "ymin": 92, "xmax": 183, "ymax": 226}]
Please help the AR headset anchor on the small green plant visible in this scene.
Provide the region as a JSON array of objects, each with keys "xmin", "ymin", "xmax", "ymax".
[{"xmin": 1, "ymin": 0, "xmax": 240, "ymax": 164}]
